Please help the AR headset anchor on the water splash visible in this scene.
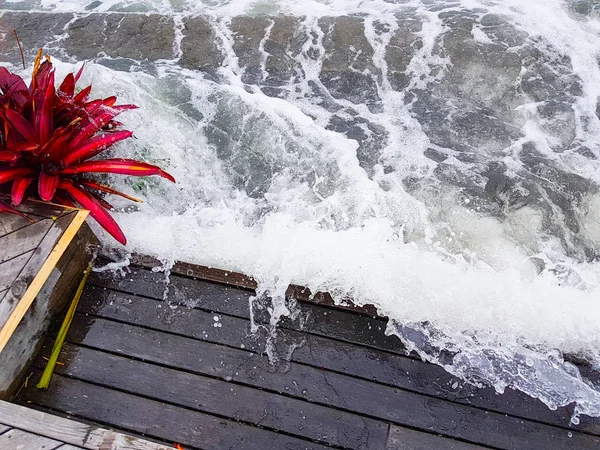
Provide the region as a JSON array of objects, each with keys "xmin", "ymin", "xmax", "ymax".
[{"xmin": 3, "ymin": 0, "xmax": 600, "ymax": 420}]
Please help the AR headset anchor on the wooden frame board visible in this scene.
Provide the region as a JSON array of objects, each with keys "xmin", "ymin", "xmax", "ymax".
[
  {"xmin": 0, "ymin": 199, "xmax": 97, "ymax": 399},
  {"xmin": 0, "ymin": 400, "xmax": 174, "ymax": 449}
]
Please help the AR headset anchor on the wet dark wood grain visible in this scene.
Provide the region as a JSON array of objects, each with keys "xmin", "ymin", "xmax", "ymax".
[
  {"xmin": 34, "ymin": 343, "xmax": 389, "ymax": 449},
  {"xmin": 54, "ymin": 314, "xmax": 597, "ymax": 450},
  {"xmin": 21, "ymin": 371, "xmax": 333, "ymax": 450},
  {"xmin": 20, "ymin": 260, "xmax": 600, "ymax": 450},
  {"xmin": 76, "ymin": 285, "xmax": 596, "ymax": 435},
  {"xmin": 88, "ymin": 267, "xmax": 404, "ymax": 355}
]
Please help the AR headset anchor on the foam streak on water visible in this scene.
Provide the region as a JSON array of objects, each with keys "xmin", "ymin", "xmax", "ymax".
[{"xmin": 3, "ymin": 0, "xmax": 600, "ymax": 420}]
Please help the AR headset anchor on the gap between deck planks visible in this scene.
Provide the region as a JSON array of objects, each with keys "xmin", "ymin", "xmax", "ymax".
[
  {"xmin": 55, "ymin": 314, "xmax": 596, "ymax": 450},
  {"xmin": 87, "ymin": 267, "xmax": 600, "ymax": 436},
  {"xmin": 33, "ymin": 342, "xmax": 389, "ymax": 449},
  {"xmin": 15, "ymin": 263, "xmax": 600, "ymax": 450}
]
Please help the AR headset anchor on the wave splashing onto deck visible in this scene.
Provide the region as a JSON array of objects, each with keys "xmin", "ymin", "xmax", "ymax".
[{"xmin": 7, "ymin": 0, "xmax": 600, "ymax": 421}]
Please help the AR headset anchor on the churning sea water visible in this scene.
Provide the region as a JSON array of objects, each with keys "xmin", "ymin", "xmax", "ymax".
[{"xmin": 2, "ymin": 0, "xmax": 600, "ymax": 421}]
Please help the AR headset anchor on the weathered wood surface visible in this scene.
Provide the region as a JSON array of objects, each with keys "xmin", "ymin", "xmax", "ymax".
[
  {"xmin": 0, "ymin": 427, "xmax": 62, "ymax": 450},
  {"xmin": 16, "ymin": 262, "xmax": 600, "ymax": 450},
  {"xmin": 0, "ymin": 200, "xmax": 97, "ymax": 399},
  {"xmin": 0, "ymin": 250, "xmax": 34, "ymax": 293},
  {"xmin": 0, "ymin": 400, "xmax": 173, "ymax": 449},
  {"xmin": 35, "ymin": 343, "xmax": 388, "ymax": 448},
  {"xmin": 85, "ymin": 267, "xmax": 600, "ymax": 435},
  {"xmin": 0, "ymin": 213, "xmax": 77, "ymax": 333},
  {"xmin": 0, "ymin": 219, "xmax": 55, "ymax": 265}
]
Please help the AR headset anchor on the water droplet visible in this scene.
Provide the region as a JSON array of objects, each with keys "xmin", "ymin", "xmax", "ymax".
[
  {"xmin": 568, "ymin": 432, "xmax": 573, "ymax": 438},
  {"xmin": 571, "ymin": 415, "xmax": 580, "ymax": 425}
]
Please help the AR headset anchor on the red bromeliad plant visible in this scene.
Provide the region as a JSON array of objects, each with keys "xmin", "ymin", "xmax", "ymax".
[{"xmin": 0, "ymin": 50, "xmax": 175, "ymax": 245}]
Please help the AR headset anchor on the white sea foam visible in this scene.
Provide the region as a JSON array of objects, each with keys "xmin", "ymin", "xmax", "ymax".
[{"xmin": 3, "ymin": 0, "xmax": 600, "ymax": 419}]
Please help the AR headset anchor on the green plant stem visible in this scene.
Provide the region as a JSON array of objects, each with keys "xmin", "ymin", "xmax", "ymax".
[{"xmin": 37, "ymin": 259, "xmax": 94, "ymax": 390}]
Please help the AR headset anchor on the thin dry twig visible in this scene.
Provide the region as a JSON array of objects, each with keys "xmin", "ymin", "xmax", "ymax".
[{"xmin": 13, "ymin": 30, "xmax": 25, "ymax": 69}]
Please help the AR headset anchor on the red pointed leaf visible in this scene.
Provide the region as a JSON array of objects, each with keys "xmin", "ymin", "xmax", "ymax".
[
  {"xmin": 0, "ymin": 68, "xmax": 29, "ymax": 108},
  {"xmin": 61, "ymin": 158, "xmax": 175, "ymax": 182},
  {"xmin": 38, "ymin": 171, "xmax": 60, "ymax": 201},
  {"xmin": 69, "ymin": 110, "xmax": 122, "ymax": 148},
  {"xmin": 11, "ymin": 177, "xmax": 34, "ymax": 205},
  {"xmin": 74, "ymin": 85, "xmax": 92, "ymax": 104},
  {"xmin": 84, "ymin": 99, "xmax": 103, "ymax": 113},
  {"xmin": 0, "ymin": 67, "xmax": 24, "ymax": 93},
  {"xmin": 5, "ymin": 109, "xmax": 38, "ymax": 143},
  {"xmin": 63, "ymin": 130, "xmax": 133, "ymax": 166},
  {"xmin": 79, "ymin": 179, "xmax": 143, "ymax": 203},
  {"xmin": 83, "ymin": 188, "xmax": 114, "ymax": 211},
  {"xmin": 10, "ymin": 142, "xmax": 39, "ymax": 153},
  {"xmin": 112, "ymin": 104, "xmax": 138, "ymax": 112},
  {"xmin": 53, "ymin": 192, "xmax": 76, "ymax": 208},
  {"xmin": 0, "ymin": 200, "xmax": 33, "ymax": 222},
  {"xmin": 33, "ymin": 60, "xmax": 54, "ymax": 93},
  {"xmin": 103, "ymin": 96, "xmax": 117, "ymax": 107},
  {"xmin": 59, "ymin": 182, "xmax": 127, "ymax": 245},
  {"xmin": 0, "ymin": 167, "xmax": 34, "ymax": 185},
  {"xmin": 38, "ymin": 70, "xmax": 55, "ymax": 143},
  {"xmin": 0, "ymin": 151, "xmax": 17, "ymax": 163},
  {"xmin": 74, "ymin": 63, "xmax": 85, "ymax": 83},
  {"xmin": 59, "ymin": 73, "xmax": 75, "ymax": 98}
]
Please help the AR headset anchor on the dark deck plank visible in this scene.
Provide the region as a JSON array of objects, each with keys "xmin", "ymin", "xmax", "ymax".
[
  {"xmin": 79, "ymin": 284, "xmax": 597, "ymax": 435},
  {"xmin": 130, "ymin": 254, "xmax": 380, "ymax": 317},
  {"xmin": 36, "ymin": 343, "xmax": 388, "ymax": 449},
  {"xmin": 20, "ymin": 372, "xmax": 332, "ymax": 450},
  {"xmin": 89, "ymin": 268, "xmax": 405, "ymax": 355},
  {"xmin": 61, "ymin": 314, "xmax": 598, "ymax": 450},
  {"xmin": 386, "ymin": 425, "xmax": 489, "ymax": 450},
  {"xmin": 0, "ymin": 428, "xmax": 63, "ymax": 449}
]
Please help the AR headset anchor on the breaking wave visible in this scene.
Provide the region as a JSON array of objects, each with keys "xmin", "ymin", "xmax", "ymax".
[{"xmin": 2, "ymin": 0, "xmax": 600, "ymax": 421}]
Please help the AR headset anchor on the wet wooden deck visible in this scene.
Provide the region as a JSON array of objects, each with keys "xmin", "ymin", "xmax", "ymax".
[{"xmin": 16, "ymin": 259, "xmax": 600, "ymax": 450}]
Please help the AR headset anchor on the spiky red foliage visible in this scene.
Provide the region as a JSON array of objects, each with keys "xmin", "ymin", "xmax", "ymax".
[{"xmin": 0, "ymin": 50, "xmax": 175, "ymax": 244}]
